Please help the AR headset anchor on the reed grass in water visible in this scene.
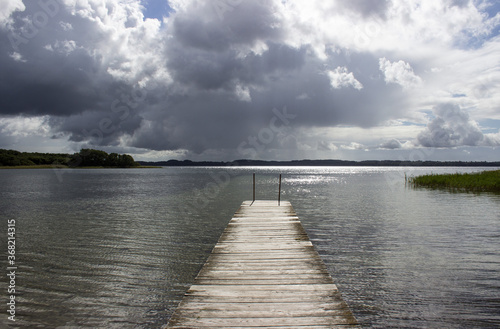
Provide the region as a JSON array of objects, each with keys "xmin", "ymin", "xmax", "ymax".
[{"xmin": 408, "ymin": 170, "xmax": 500, "ymax": 192}]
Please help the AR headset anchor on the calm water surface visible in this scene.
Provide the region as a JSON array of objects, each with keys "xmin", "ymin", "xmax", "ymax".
[{"xmin": 0, "ymin": 167, "xmax": 499, "ymax": 328}]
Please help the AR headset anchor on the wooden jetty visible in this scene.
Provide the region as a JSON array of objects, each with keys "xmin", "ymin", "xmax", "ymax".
[{"xmin": 165, "ymin": 200, "xmax": 358, "ymax": 328}]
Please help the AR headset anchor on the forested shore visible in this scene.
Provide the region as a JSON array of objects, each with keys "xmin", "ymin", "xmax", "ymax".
[{"xmin": 0, "ymin": 149, "xmax": 138, "ymax": 168}]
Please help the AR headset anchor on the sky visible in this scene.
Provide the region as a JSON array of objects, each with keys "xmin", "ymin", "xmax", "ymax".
[{"xmin": 0, "ymin": 0, "xmax": 499, "ymax": 162}]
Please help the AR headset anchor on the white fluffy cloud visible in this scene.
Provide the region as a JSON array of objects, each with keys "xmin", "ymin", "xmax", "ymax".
[
  {"xmin": 379, "ymin": 58, "xmax": 422, "ymax": 90},
  {"xmin": 328, "ymin": 67, "xmax": 363, "ymax": 90},
  {"xmin": 341, "ymin": 142, "xmax": 366, "ymax": 150},
  {"xmin": 0, "ymin": 0, "xmax": 24, "ymax": 27},
  {"xmin": 378, "ymin": 139, "xmax": 404, "ymax": 150},
  {"xmin": 417, "ymin": 103, "xmax": 499, "ymax": 147},
  {"xmin": 0, "ymin": 116, "xmax": 50, "ymax": 137}
]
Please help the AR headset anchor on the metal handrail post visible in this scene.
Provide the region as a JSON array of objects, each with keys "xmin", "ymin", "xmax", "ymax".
[
  {"xmin": 252, "ymin": 173, "xmax": 255, "ymax": 205},
  {"xmin": 278, "ymin": 174, "xmax": 281, "ymax": 206}
]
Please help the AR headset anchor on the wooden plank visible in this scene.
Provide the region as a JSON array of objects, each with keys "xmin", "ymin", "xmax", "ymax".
[
  {"xmin": 181, "ymin": 294, "xmax": 346, "ymax": 301},
  {"xmin": 167, "ymin": 327, "xmax": 355, "ymax": 329},
  {"xmin": 166, "ymin": 316, "xmax": 357, "ymax": 327},
  {"xmin": 164, "ymin": 200, "xmax": 359, "ymax": 328},
  {"xmin": 166, "ymin": 326, "xmax": 355, "ymax": 329},
  {"xmin": 198, "ymin": 270, "xmax": 330, "ymax": 275},
  {"xmin": 170, "ymin": 309, "xmax": 354, "ymax": 319},
  {"xmin": 185, "ymin": 284, "xmax": 341, "ymax": 294},
  {"xmin": 171, "ymin": 301, "xmax": 349, "ymax": 312}
]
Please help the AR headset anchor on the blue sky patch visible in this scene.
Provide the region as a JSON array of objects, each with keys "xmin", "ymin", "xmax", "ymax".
[
  {"xmin": 142, "ymin": 0, "xmax": 173, "ymax": 20},
  {"xmin": 479, "ymin": 119, "xmax": 500, "ymax": 133}
]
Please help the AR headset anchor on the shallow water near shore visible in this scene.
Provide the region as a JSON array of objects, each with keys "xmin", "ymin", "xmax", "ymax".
[{"xmin": 0, "ymin": 166, "xmax": 499, "ymax": 328}]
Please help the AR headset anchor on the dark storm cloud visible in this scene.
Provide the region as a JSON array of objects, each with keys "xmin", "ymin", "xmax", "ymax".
[
  {"xmin": 167, "ymin": 42, "xmax": 307, "ymax": 91},
  {"xmin": 166, "ymin": 0, "xmax": 296, "ymax": 91},
  {"xmin": 273, "ymin": 52, "xmax": 409, "ymax": 129},
  {"xmin": 0, "ymin": 1, "xmax": 115, "ymax": 117},
  {"xmin": 0, "ymin": 0, "xmax": 411, "ymax": 156},
  {"xmin": 129, "ymin": 96, "xmax": 256, "ymax": 153},
  {"xmin": 0, "ymin": 0, "xmax": 155, "ymax": 148},
  {"xmin": 0, "ymin": 50, "xmax": 108, "ymax": 116},
  {"xmin": 128, "ymin": 51, "xmax": 408, "ymax": 156},
  {"xmin": 166, "ymin": 46, "xmax": 240, "ymax": 90},
  {"xmin": 52, "ymin": 104, "xmax": 144, "ymax": 146},
  {"xmin": 171, "ymin": 0, "xmax": 284, "ymax": 51}
]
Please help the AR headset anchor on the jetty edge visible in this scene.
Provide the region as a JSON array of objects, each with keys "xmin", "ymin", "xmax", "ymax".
[{"xmin": 165, "ymin": 200, "xmax": 359, "ymax": 328}]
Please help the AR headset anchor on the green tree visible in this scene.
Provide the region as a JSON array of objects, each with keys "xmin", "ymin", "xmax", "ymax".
[
  {"xmin": 1, "ymin": 148, "xmax": 138, "ymax": 168},
  {"xmin": 106, "ymin": 153, "xmax": 120, "ymax": 167},
  {"xmin": 72, "ymin": 149, "xmax": 109, "ymax": 167},
  {"xmin": 117, "ymin": 154, "xmax": 137, "ymax": 167}
]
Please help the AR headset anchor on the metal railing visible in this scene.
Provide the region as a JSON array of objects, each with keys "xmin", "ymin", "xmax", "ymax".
[{"xmin": 251, "ymin": 173, "xmax": 282, "ymax": 206}]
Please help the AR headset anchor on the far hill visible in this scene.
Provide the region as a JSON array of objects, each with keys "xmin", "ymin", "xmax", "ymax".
[{"xmin": 137, "ymin": 159, "xmax": 500, "ymax": 167}]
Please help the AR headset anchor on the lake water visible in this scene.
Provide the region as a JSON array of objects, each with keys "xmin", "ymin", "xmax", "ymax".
[{"xmin": 0, "ymin": 166, "xmax": 499, "ymax": 328}]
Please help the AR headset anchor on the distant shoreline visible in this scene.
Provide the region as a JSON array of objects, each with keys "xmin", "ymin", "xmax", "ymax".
[
  {"xmin": 137, "ymin": 159, "xmax": 500, "ymax": 167},
  {"xmin": 2, "ymin": 147, "xmax": 499, "ymax": 168}
]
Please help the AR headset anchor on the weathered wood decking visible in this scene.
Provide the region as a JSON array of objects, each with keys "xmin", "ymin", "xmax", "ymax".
[{"xmin": 165, "ymin": 200, "xmax": 358, "ymax": 328}]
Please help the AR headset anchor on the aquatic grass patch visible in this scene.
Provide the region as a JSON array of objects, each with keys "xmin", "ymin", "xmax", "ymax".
[{"xmin": 408, "ymin": 170, "xmax": 500, "ymax": 192}]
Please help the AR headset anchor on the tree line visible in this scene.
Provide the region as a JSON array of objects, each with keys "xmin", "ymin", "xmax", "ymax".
[
  {"xmin": 138, "ymin": 159, "xmax": 500, "ymax": 167},
  {"xmin": 0, "ymin": 149, "xmax": 138, "ymax": 168}
]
